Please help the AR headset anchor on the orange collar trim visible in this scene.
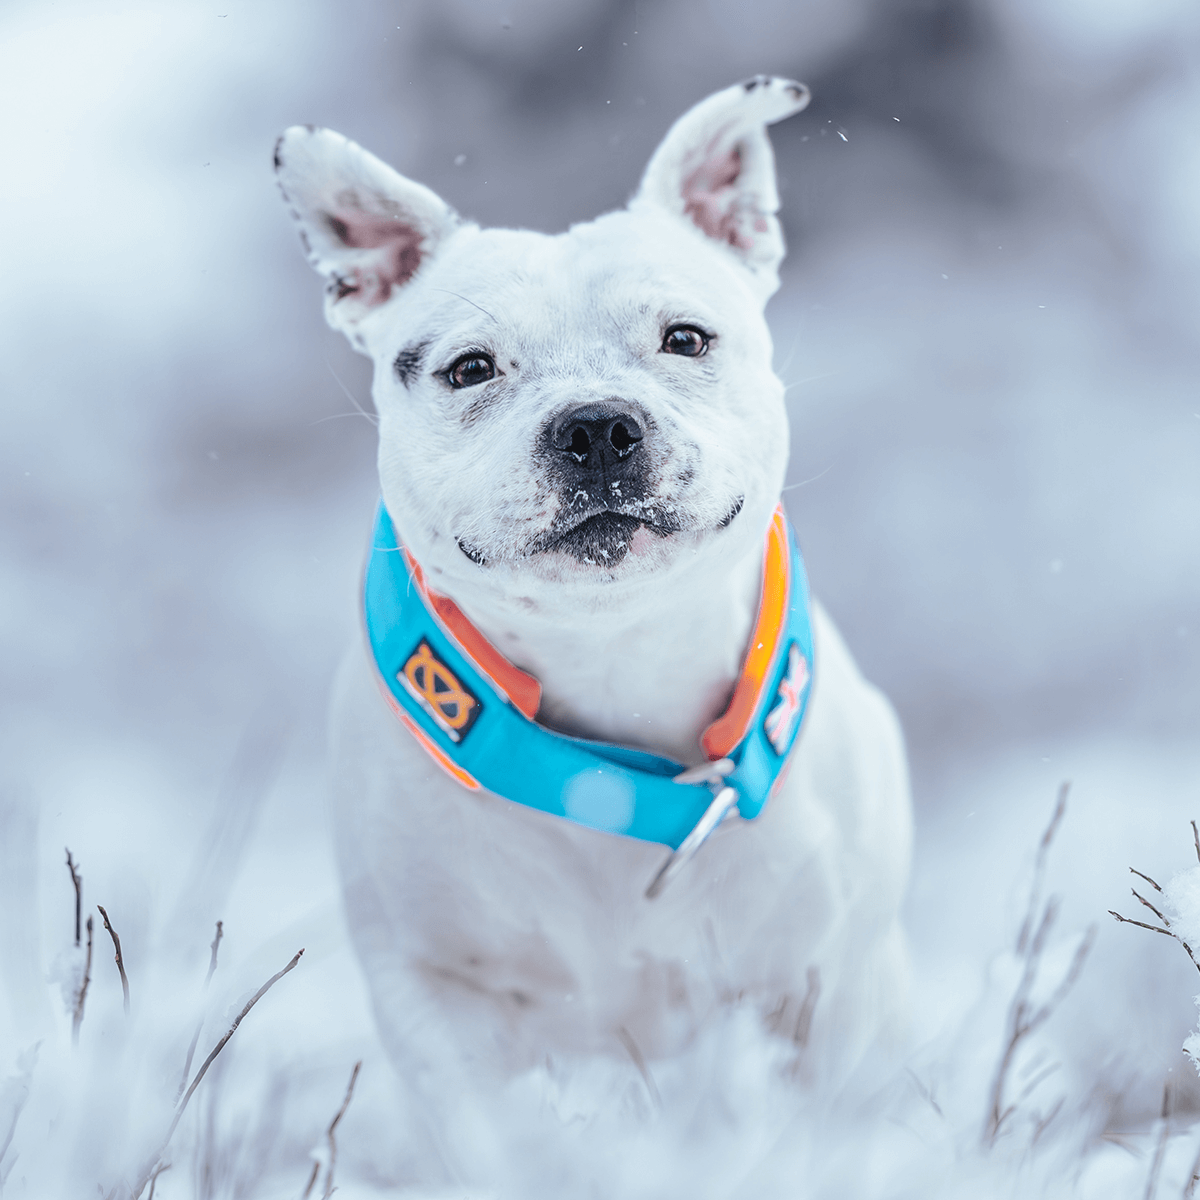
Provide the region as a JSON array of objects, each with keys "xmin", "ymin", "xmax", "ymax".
[{"xmin": 402, "ymin": 505, "xmax": 792, "ymax": 761}]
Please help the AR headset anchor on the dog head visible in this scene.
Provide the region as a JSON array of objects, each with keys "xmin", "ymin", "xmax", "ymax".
[{"xmin": 276, "ymin": 77, "xmax": 809, "ymax": 617}]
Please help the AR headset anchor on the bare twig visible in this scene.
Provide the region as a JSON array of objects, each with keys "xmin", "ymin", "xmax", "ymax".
[
  {"xmin": 301, "ymin": 1160, "xmax": 320, "ymax": 1200},
  {"xmin": 205, "ymin": 920, "xmax": 223, "ymax": 986},
  {"xmin": 793, "ymin": 965, "xmax": 821, "ymax": 1048},
  {"xmin": 1112, "ymin": 844, "xmax": 1200, "ymax": 978},
  {"xmin": 1016, "ymin": 1060, "xmax": 1061, "ymax": 1106},
  {"xmin": 1133, "ymin": 889, "xmax": 1171, "ymax": 927},
  {"xmin": 617, "ymin": 1028, "xmax": 662, "ymax": 1112},
  {"xmin": 0, "ymin": 1046, "xmax": 37, "ymax": 1182},
  {"xmin": 177, "ymin": 949, "xmax": 304, "ymax": 1122},
  {"xmin": 65, "ymin": 848, "xmax": 82, "ymax": 946},
  {"xmin": 177, "ymin": 921, "xmax": 224, "ymax": 1103},
  {"xmin": 1144, "ymin": 1082, "xmax": 1171, "ymax": 1200},
  {"xmin": 321, "ymin": 1061, "xmax": 362, "ymax": 1200},
  {"xmin": 132, "ymin": 948, "xmax": 304, "ymax": 1199},
  {"xmin": 985, "ymin": 785, "xmax": 1095, "ymax": 1147},
  {"xmin": 97, "ymin": 905, "xmax": 131, "ymax": 1016},
  {"xmin": 1110, "ymin": 912, "xmax": 1176, "ymax": 938},
  {"xmin": 1132, "ymin": 868, "xmax": 1165, "ymax": 894},
  {"xmin": 72, "ymin": 915, "xmax": 93, "ymax": 1045},
  {"xmin": 146, "ymin": 1163, "xmax": 170, "ymax": 1200},
  {"xmin": 905, "ymin": 1068, "xmax": 944, "ymax": 1119},
  {"xmin": 1031, "ymin": 1095, "xmax": 1066, "ymax": 1146},
  {"xmin": 1183, "ymin": 1134, "xmax": 1200, "ymax": 1198},
  {"xmin": 1016, "ymin": 782, "xmax": 1069, "ymax": 956}
]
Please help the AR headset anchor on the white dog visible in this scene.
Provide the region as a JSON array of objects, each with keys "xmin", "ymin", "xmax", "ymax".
[{"xmin": 276, "ymin": 77, "xmax": 911, "ymax": 1177}]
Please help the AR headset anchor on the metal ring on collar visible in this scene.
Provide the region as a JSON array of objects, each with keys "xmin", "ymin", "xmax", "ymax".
[{"xmin": 644, "ymin": 784, "xmax": 739, "ymax": 900}]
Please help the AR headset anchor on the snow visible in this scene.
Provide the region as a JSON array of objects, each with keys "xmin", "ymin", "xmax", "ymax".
[{"xmin": 2, "ymin": 0, "xmax": 1200, "ymax": 1194}]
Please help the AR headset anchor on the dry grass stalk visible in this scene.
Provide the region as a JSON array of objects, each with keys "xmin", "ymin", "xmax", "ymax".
[
  {"xmin": 1142, "ymin": 1082, "xmax": 1171, "ymax": 1200},
  {"xmin": 72, "ymin": 915, "xmax": 94, "ymax": 1046},
  {"xmin": 616, "ymin": 1027, "xmax": 662, "ymax": 1112},
  {"xmin": 97, "ymin": 904, "xmax": 131, "ymax": 1016},
  {"xmin": 130, "ymin": 947, "xmax": 304, "ymax": 1199},
  {"xmin": 177, "ymin": 921, "xmax": 224, "ymax": 1103},
  {"xmin": 793, "ymin": 965, "xmax": 821, "ymax": 1048},
  {"xmin": 204, "ymin": 920, "xmax": 224, "ymax": 985},
  {"xmin": 303, "ymin": 1060, "xmax": 363, "ymax": 1200},
  {"xmin": 1184, "ymin": 1137, "xmax": 1200, "ymax": 1199},
  {"xmin": 145, "ymin": 1163, "xmax": 169, "ymax": 1200},
  {"xmin": 983, "ymin": 783, "xmax": 1096, "ymax": 1147},
  {"xmin": 65, "ymin": 848, "xmax": 82, "ymax": 946}
]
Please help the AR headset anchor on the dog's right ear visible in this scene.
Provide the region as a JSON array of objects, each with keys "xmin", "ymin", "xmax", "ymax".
[{"xmin": 274, "ymin": 127, "xmax": 460, "ymax": 341}]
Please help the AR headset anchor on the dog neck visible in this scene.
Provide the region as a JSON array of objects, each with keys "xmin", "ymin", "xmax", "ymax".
[{"xmin": 445, "ymin": 540, "xmax": 764, "ymax": 768}]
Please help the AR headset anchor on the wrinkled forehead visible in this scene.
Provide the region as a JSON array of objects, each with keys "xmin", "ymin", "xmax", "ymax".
[{"xmin": 391, "ymin": 214, "xmax": 756, "ymax": 354}]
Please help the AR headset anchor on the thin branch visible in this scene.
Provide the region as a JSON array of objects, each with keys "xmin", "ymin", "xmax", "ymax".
[
  {"xmin": 322, "ymin": 1061, "xmax": 362, "ymax": 1200},
  {"xmin": 617, "ymin": 1027, "xmax": 662, "ymax": 1112},
  {"xmin": 1111, "ymin": 910, "xmax": 1200, "ymax": 975},
  {"xmin": 1031, "ymin": 1095, "xmax": 1066, "ymax": 1147},
  {"xmin": 177, "ymin": 921, "xmax": 223, "ymax": 1104},
  {"xmin": 984, "ymin": 786, "xmax": 1095, "ymax": 1150},
  {"xmin": 793, "ymin": 965, "xmax": 822, "ymax": 1049},
  {"xmin": 65, "ymin": 848, "xmax": 82, "ymax": 946},
  {"xmin": 97, "ymin": 905, "xmax": 130, "ymax": 1016},
  {"xmin": 1016, "ymin": 1061, "xmax": 1061, "ymax": 1106},
  {"xmin": 1183, "ymin": 1134, "xmax": 1200, "ymax": 1199},
  {"xmin": 0, "ymin": 1052, "xmax": 34, "ymax": 1174},
  {"xmin": 204, "ymin": 920, "xmax": 223, "ymax": 986},
  {"xmin": 1143, "ymin": 1082, "xmax": 1171, "ymax": 1200},
  {"xmin": 1133, "ymin": 889, "xmax": 1170, "ymax": 927},
  {"xmin": 1111, "ymin": 911, "xmax": 1175, "ymax": 937},
  {"xmin": 301, "ymin": 1161, "xmax": 320, "ymax": 1199},
  {"xmin": 132, "ymin": 948, "xmax": 304, "ymax": 1199},
  {"xmin": 905, "ymin": 1068, "xmax": 944, "ymax": 1119},
  {"xmin": 1017, "ymin": 782, "xmax": 1069, "ymax": 955},
  {"xmin": 1193, "ymin": 819, "xmax": 1200, "ymax": 867},
  {"xmin": 72, "ymin": 916, "xmax": 93, "ymax": 1045},
  {"xmin": 146, "ymin": 1163, "xmax": 170, "ymax": 1200},
  {"xmin": 177, "ymin": 949, "xmax": 304, "ymax": 1120},
  {"xmin": 1132, "ymin": 867, "xmax": 1164, "ymax": 894}
]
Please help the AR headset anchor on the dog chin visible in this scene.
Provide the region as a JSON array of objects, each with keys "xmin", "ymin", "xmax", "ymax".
[{"xmin": 541, "ymin": 512, "xmax": 672, "ymax": 567}]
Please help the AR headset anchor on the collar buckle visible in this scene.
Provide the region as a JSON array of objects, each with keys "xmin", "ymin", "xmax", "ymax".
[{"xmin": 644, "ymin": 763, "xmax": 741, "ymax": 899}]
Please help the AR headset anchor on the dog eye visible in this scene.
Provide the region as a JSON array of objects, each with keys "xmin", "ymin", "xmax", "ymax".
[
  {"xmin": 661, "ymin": 326, "xmax": 709, "ymax": 357},
  {"xmin": 447, "ymin": 354, "xmax": 496, "ymax": 389}
]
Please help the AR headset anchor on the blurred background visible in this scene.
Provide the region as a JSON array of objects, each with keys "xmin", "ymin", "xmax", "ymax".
[{"xmin": 2, "ymin": 0, "xmax": 1200, "ymax": 1173}]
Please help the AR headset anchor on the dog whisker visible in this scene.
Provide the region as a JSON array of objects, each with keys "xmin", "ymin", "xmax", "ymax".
[
  {"xmin": 323, "ymin": 358, "xmax": 377, "ymax": 426},
  {"xmin": 782, "ymin": 463, "xmax": 835, "ymax": 492}
]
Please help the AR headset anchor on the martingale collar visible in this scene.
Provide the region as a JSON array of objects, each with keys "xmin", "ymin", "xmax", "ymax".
[{"xmin": 363, "ymin": 503, "xmax": 815, "ymax": 852}]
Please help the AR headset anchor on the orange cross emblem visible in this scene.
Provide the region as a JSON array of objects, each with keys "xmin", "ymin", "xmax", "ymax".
[{"xmin": 399, "ymin": 640, "xmax": 481, "ymax": 742}]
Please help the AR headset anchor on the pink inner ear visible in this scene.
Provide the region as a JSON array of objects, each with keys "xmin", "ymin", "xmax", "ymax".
[
  {"xmin": 682, "ymin": 143, "xmax": 756, "ymax": 252},
  {"xmin": 323, "ymin": 209, "xmax": 423, "ymax": 305}
]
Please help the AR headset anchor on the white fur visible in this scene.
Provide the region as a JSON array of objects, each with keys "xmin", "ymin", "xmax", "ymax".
[{"xmin": 276, "ymin": 76, "xmax": 912, "ymax": 1180}]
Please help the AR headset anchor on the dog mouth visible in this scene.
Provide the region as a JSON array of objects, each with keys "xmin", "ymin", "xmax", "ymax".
[
  {"xmin": 530, "ymin": 506, "xmax": 684, "ymax": 566},
  {"xmin": 457, "ymin": 496, "xmax": 745, "ymax": 569}
]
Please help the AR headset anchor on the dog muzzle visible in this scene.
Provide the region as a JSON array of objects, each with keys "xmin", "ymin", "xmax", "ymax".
[{"xmin": 363, "ymin": 503, "xmax": 814, "ymax": 897}]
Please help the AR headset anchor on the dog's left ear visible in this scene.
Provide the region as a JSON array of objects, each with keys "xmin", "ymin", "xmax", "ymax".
[
  {"xmin": 632, "ymin": 76, "xmax": 810, "ymax": 302},
  {"xmin": 274, "ymin": 126, "xmax": 461, "ymax": 342}
]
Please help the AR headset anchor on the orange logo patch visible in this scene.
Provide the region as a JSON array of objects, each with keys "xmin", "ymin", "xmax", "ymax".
[{"xmin": 399, "ymin": 640, "xmax": 481, "ymax": 742}]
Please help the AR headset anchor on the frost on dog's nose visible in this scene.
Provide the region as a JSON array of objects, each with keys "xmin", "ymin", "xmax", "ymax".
[
  {"xmin": 534, "ymin": 400, "xmax": 678, "ymax": 565},
  {"xmin": 550, "ymin": 403, "xmax": 644, "ymax": 469}
]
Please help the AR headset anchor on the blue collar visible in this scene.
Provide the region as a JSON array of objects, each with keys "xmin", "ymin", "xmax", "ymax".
[{"xmin": 363, "ymin": 504, "xmax": 814, "ymax": 853}]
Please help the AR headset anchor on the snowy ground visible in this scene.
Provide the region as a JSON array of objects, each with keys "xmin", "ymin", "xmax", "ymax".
[
  {"xmin": 6, "ymin": 735, "xmax": 1200, "ymax": 1197},
  {"xmin": 2, "ymin": 0, "xmax": 1199, "ymax": 1195}
]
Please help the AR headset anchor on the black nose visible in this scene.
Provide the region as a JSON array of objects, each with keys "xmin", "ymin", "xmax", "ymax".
[{"xmin": 550, "ymin": 403, "xmax": 644, "ymax": 467}]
